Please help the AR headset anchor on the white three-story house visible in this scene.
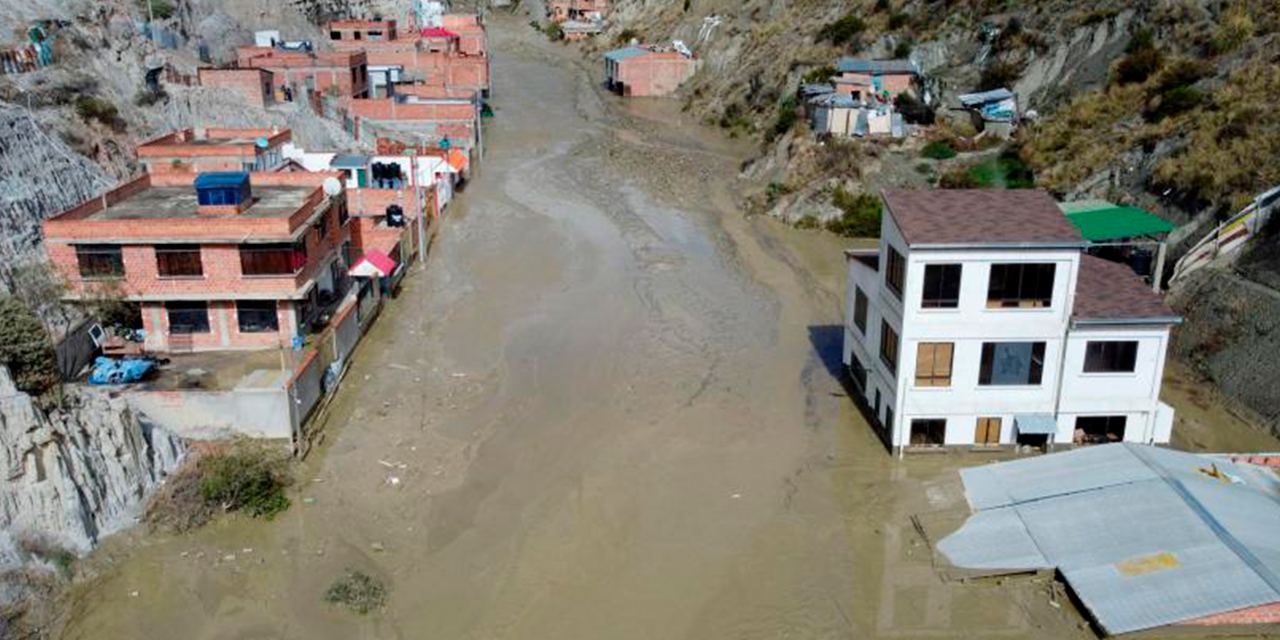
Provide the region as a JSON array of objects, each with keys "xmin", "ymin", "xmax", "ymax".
[{"xmin": 842, "ymin": 190, "xmax": 1181, "ymax": 455}]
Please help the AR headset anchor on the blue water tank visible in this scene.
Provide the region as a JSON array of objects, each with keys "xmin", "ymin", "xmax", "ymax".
[{"xmin": 195, "ymin": 172, "xmax": 251, "ymax": 206}]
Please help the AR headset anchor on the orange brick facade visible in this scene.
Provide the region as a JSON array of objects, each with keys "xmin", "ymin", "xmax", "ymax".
[
  {"xmin": 197, "ymin": 68, "xmax": 274, "ymax": 108},
  {"xmin": 43, "ymin": 171, "xmax": 352, "ymax": 352},
  {"xmin": 237, "ymin": 49, "xmax": 370, "ymax": 100},
  {"xmin": 138, "ymin": 128, "xmax": 291, "ymax": 175},
  {"xmin": 606, "ymin": 51, "xmax": 698, "ymax": 97}
]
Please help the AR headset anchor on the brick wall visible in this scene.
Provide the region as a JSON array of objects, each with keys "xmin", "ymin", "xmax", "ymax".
[
  {"xmin": 618, "ymin": 54, "xmax": 697, "ymax": 97},
  {"xmin": 198, "ymin": 68, "xmax": 274, "ymax": 107},
  {"xmin": 141, "ymin": 299, "xmax": 297, "ymax": 351}
]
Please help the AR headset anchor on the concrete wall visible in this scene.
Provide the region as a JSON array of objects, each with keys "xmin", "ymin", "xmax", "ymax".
[{"xmin": 126, "ymin": 386, "xmax": 293, "ymax": 440}]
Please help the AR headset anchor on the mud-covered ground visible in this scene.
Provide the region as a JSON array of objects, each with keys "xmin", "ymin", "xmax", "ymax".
[{"xmin": 57, "ymin": 16, "xmax": 1280, "ymax": 640}]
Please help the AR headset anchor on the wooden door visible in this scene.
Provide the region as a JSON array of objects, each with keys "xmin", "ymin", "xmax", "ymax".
[{"xmin": 975, "ymin": 417, "xmax": 1002, "ymax": 446}]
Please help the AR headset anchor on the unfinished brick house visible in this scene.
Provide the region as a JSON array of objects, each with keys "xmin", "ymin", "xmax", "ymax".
[
  {"xmin": 604, "ymin": 44, "xmax": 697, "ymax": 97},
  {"xmin": 833, "ymin": 58, "xmax": 922, "ymax": 102},
  {"xmin": 197, "ymin": 67, "xmax": 275, "ymax": 108},
  {"xmin": 237, "ymin": 48, "xmax": 370, "ymax": 100},
  {"xmin": 42, "ymin": 171, "xmax": 353, "ymax": 353},
  {"xmin": 342, "ymin": 94, "xmax": 481, "ymax": 162},
  {"xmin": 547, "ymin": 0, "xmax": 610, "ymax": 24},
  {"xmin": 326, "ymin": 16, "xmax": 491, "ymax": 96},
  {"xmin": 137, "ymin": 127, "xmax": 291, "ymax": 175}
]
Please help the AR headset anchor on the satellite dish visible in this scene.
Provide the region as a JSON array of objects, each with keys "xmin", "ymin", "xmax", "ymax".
[
  {"xmin": 323, "ymin": 177, "xmax": 343, "ymax": 196},
  {"xmin": 255, "ymin": 137, "xmax": 270, "ymax": 148}
]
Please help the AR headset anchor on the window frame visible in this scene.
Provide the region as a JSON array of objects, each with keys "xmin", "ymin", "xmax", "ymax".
[
  {"xmin": 921, "ymin": 263, "xmax": 961, "ymax": 309},
  {"xmin": 879, "ymin": 320, "xmax": 899, "ymax": 375},
  {"xmin": 75, "ymin": 244, "xmax": 125, "ymax": 279},
  {"xmin": 236, "ymin": 300, "xmax": 279, "ymax": 334},
  {"xmin": 853, "ymin": 286, "xmax": 868, "ymax": 334},
  {"xmin": 914, "ymin": 342, "xmax": 954, "ymax": 388},
  {"xmin": 1083, "ymin": 341, "xmax": 1139, "ymax": 374},
  {"xmin": 885, "ymin": 246, "xmax": 905, "ymax": 299},
  {"xmin": 239, "ymin": 242, "xmax": 307, "ymax": 277},
  {"xmin": 986, "ymin": 263, "xmax": 1056, "ymax": 309},
  {"xmin": 165, "ymin": 301, "xmax": 211, "ymax": 334},
  {"xmin": 848, "ymin": 351, "xmax": 867, "ymax": 390},
  {"xmin": 1075, "ymin": 415, "xmax": 1127, "ymax": 445},
  {"xmin": 978, "ymin": 341, "xmax": 1047, "ymax": 386},
  {"xmin": 910, "ymin": 419, "xmax": 946, "ymax": 447},
  {"xmin": 155, "ymin": 244, "xmax": 203, "ymax": 279}
]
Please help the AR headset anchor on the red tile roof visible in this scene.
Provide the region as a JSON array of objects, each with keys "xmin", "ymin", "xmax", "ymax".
[
  {"xmin": 420, "ymin": 27, "xmax": 459, "ymax": 38},
  {"xmin": 882, "ymin": 189, "xmax": 1086, "ymax": 247},
  {"xmin": 1072, "ymin": 255, "xmax": 1180, "ymax": 324}
]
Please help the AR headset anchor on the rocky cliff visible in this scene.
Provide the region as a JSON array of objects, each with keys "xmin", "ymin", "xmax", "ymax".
[{"xmin": 0, "ymin": 366, "xmax": 184, "ymax": 572}]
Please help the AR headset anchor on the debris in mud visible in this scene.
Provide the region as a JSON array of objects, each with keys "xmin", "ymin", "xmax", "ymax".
[{"xmin": 324, "ymin": 570, "xmax": 388, "ymax": 615}]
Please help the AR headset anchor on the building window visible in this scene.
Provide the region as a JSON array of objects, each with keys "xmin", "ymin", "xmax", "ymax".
[
  {"xmin": 879, "ymin": 320, "xmax": 899, "ymax": 374},
  {"xmin": 240, "ymin": 243, "xmax": 306, "ymax": 276},
  {"xmin": 330, "ymin": 30, "xmax": 341, "ymax": 40},
  {"xmin": 166, "ymin": 301, "xmax": 210, "ymax": 334},
  {"xmin": 849, "ymin": 351, "xmax": 867, "ymax": 390},
  {"xmin": 353, "ymin": 31, "xmax": 362, "ymax": 40},
  {"xmin": 155, "ymin": 245, "xmax": 203, "ymax": 278},
  {"xmin": 368, "ymin": 30, "xmax": 383, "ymax": 39},
  {"xmin": 975, "ymin": 417, "xmax": 1002, "ymax": 446},
  {"xmin": 337, "ymin": 200, "xmax": 350, "ymax": 226},
  {"xmin": 921, "ymin": 264, "xmax": 961, "ymax": 309},
  {"xmin": 1075, "ymin": 416, "xmax": 1127, "ymax": 445},
  {"xmin": 75, "ymin": 244, "xmax": 124, "ymax": 278},
  {"xmin": 914, "ymin": 342, "xmax": 954, "ymax": 387},
  {"xmin": 910, "ymin": 419, "xmax": 946, "ymax": 446},
  {"xmin": 885, "ymin": 247, "xmax": 905, "ymax": 298},
  {"xmin": 853, "ymin": 287, "xmax": 868, "ymax": 334},
  {"xmin": 318, "ymin": 209, "xmax": 331, "ymax": 240},
  {"xmin": 987, "ymin": 263, "xmax": 1055, "ymax": 309},
  {"xmin": 237, "ymin": 300, "xmax": 279, "ymax": 333},
  {"xmin": 1084, "ymin": 341, "xmax": 1138, "ymax": 373},
  {"xmin": 979, "ymin": 342, "xmax": 1046, "ymax": 386}
]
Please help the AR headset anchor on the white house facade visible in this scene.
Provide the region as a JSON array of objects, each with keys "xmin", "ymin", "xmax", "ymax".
[{"xmin": 842, "ymin": 190, "xmax": 1181, "ymax": 455}]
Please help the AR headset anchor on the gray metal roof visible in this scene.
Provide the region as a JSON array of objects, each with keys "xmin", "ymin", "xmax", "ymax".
[
  {"xmin": 1014, "ymin": 413, "xmax": 1057, "ymax": 435},
  {"xmin": 330, "ymin": 154, "xmax": 368, "ymax": 169},
  {"xmin": 957, "ymin": 88, "xmax": 1015, "ymax": 106},
  {"xmin": 604, "ymin": 46, "xmax": 648, "ymax": 62},
  {"xmin": 938, "ymin": 444, "xmax": 1280, "ymax": 635},
  {"xmin": 834, "ymin": 57, "xmax": 919, "ymax": 75}
]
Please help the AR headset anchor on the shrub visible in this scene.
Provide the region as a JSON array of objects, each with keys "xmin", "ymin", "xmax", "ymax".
[
  {"xmin": 135, "ymin": 85, "xmax": 167, "ymax": 107},
  {"xmin": 543, "ymin": 22, "xmax": 564, "ymax": 41},
  {"xmin": 826, "ymin": 187, "xmax": 882, "ymax": 237},
  {"xmin": 895, "ymin": 92, "xmax": 934, "ymax": 125},
  {"xmin": 325, "ymin": 570, "xmax": 387, "ymax": 615},
  {"xmin": 888, "ymin": 12, "xmax": 910, "ymax": 30},
  {"xmin": 977, "ymin": 61, "xmax": 1021, "ymax": 91},
  {"xmin": 921, "ymin": 140, "xmax": 956, "ymax": 160},
  {"xmin": 0, "ymin": 297, "xmax": 59, "ymax": 396},
  {"xmin": 874, "ymin": 0, "xmax": 890, "ymax": 11},
  {"xmin": 74, "ymin": 96, "xmax": 124, "ymax": 131},
  {"xmin": 893, "ymin": 40, "xmax": 913, "ymax": 58},
  {"xmin": 795, "ymin": 215, "xmax": 821, "ymax": 230},
  {"xmin": 816, "ymin": 15, "xmax": 866, "ymax": 45},
  {"xmin": 801, "ymin": 65, "xmax": 837, "ymax": 84},
  {"xmin": 1152, "ymin": 58, "xmax": 1211, "ymax": 95},
  {"xmin": 138, "ymin": 0, "xmax": 176, "ymax": 19},
  {"xmin": 1209, "ymin": 6, "xmax": 1255, "ymax": 54},
  {"xmin": 614, "ymin": 29, "xmax": 640, "ymax": 45},
  {"xmin": 914, "ymin": 162, "xmax": 933, "ymax": 174},
  {"xmin": 199, "ymin": 448, "xmax": 292, "ymax": 519},
  {"xmin": 1144, "ymin": 86, "xmax": 1204, "ymax": 122},
  {"xmin": 1115, "ymin": 28, "xmax": 1162, "ymax": 85},
  {"xmin": 939, "ymin": 166, "xmax": 982, "ymax": 189},
  {"xmin": 769, "ymin": 96, "xmax": 799, "ymax": 140}
]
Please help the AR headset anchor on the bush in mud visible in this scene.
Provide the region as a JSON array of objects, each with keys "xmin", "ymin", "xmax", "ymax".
[
  {"xmin": 145, "ymin": 444, "xmax": 292, "ymax": 532},
  {"xmin": 1144, "ymin": 86, "xmax": 1204, "ymax": 123},
  {"xmin": 801, "ymin": 66, "xmax": 837, "ymax": 85},
  {"xmin": 74, "ymin": 95, "xmax": 125, "ymax": 131},
  {"xmin": 17, "ymin": 534, "xmax": 76, "ymax": 579},
  {"xmin": 826, "ymin": 187, "xmax": 882, "ymax": 238},
  {"xmin": 324, "ymin": 570, "xmax": 387, "ymax": 614},
  {"xmin": 1115, "ymin": 29, "xmax": 1162, "ymax": 85},
  {"xmin": 977, "ymin": 61, "xmax": 1021, "ymax": 92},
  {"xmin": 895, "ymin": 93, "xmax": 934, "ymax": 125},
  {"xmin": 613, "ymin": 29, "xmax": 640, "ymax": 46},
  {"xmin": 543, "ymin": 22, "xmax": 564, "ymax": 41},
  {"xmin": 939, "ymin": 166, "xmax": 983, "ymax": 189},
  {"xmin": 769, "ymin": 96, "xmax": 799, "ymax": 141}
]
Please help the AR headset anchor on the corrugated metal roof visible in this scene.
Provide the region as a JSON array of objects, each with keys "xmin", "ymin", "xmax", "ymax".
[
  {"xmin": 939, "ymin": 444, "xmax": 1280, "ymax": 635},
  {"xmin": 604, "ymin": 46, "xmax": 648, "ymax": 62},
  {"xmin": 330, "ymin": 154, "xmax": 368, "ymax": 169},
  {"xmin": 1014, "ymin": 413, "xmax": 1057, "ymax": 435},
  {"xmin": 958, "ymin": 88, "xmax": 1014, "ymax": 106},
  {"xmin": 835, "ymin": 57, "xmax": 918, "ymax": 75},
  {"xmin": 1062, "ymin": 204, "xmax": 1175, "ymax": 241}
]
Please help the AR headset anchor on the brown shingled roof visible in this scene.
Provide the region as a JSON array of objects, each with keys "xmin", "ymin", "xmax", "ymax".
[
  {"xmin": 882, "ymin": 189, "xmax": 1086, "ymax": 247},
  {"xmin": 1072, "ymin": 255, "xmax": 1180, "ymax": 323}
]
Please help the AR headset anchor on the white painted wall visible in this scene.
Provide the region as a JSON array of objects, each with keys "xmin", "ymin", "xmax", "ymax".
[{"xmin": 842, "ymin": 210, "xmax": 1176, "ymax": 451}]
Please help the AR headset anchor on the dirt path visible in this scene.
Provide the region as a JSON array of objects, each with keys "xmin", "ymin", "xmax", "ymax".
[{"xmin": 57, "ymin": 16, "xmax": 1279, "ymax": 640}]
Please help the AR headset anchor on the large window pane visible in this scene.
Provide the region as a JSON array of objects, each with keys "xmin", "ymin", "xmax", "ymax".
[
  {"xmin": 979, "ymin": 341, "xmax": 1046, "ymax": 385},
  {"xmin": 166, "ymin": 301, "xmax": 210, "ymax": 334},
  {"xmin": 880, "ymin": 320, "xmax": 899, "ymax": 374},
  {"xmin": 1075, "ymin": 416, "xmax": 1127, "ymax": 445},
  {"xmin": 240, "ymin": 243, "xmax": 305, "ymax": 276},
  {"xmin": 910, "ymin": 419, "xmax": 946, "ymax": 446},
  {"xmin": 75, "ymin": 244, "xmax": 124, "ymax": 278},
  {"xmin": 853, "ymin": 287, "xmax": 868, "ymax": 333},
  {"xmin": 1084, "ymin": 341, "xmax": 1138, "ymax": 373},
  {"xmin": 156, "ymin": 245, "xmax": 203, "ymax": 278},
  {"xmin": 237, "ymin": 300, "xmax": 279, "ymax": 333},
  {"xmin": 987, "ymin": 263, "xmax": 1055, "ymax": 308},
  {"xmin": 885, "ymin": 247, "xmax": 905, "ymax": 298},
  {"xmin": 921, "ymin": 264, "xmax": 961, "ymax": 309}
]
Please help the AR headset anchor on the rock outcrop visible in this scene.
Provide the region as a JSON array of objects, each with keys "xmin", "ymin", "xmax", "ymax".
[{"xmin": 0, "ymin": 366, "xmax": 184, "ymax": 569}]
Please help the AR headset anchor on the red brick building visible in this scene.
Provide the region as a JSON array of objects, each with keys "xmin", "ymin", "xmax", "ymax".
[
  {"xmin": 137, "ymin": 127, "xmax": 291, "ymax": 175},
  {"xmin": 326, "ymin": 16, "xmax": 491, "ymax": 96},
  {"xmin": 43, "ymin": 171, "xmax": 352, "ymax": 353},
  {"xmin": 547, "ymin": 0, "xmax": 610, "ymax": 24},
  {"xmin": 237, "ymin": 48, "xmax": 370, "ymax": 100},
  {"xmin": 197, "ymin": 67, "xmax": 275, "ymax": 108},
  {"xmin": 343, "ymin": 96, "xmax": 481, "ymax": 158},
  {"xmin": 604, "ymin": 44, "xmax": 698, "ymax": 97}
]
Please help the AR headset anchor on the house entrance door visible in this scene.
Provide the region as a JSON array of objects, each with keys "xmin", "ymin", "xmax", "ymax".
[{"xmin": 975, "ymin": 417, "xmax": 1002, "ymax": 446}]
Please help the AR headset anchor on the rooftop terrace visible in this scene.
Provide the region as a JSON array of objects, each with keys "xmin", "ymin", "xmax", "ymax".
[{"xmin": 84, "ymin": 184, "xmax": 314, "ymax": 222}]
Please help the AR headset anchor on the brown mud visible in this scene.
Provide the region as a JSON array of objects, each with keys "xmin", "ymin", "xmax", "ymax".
[{"xmin": 57, "ymin": 16, "xmax": 1279, "ymax": 640}]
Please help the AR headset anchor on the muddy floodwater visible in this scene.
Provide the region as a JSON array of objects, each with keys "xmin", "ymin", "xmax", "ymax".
[{"xmin": 61, "ymin": 17, "xmax": 1280, "ymax": 640}]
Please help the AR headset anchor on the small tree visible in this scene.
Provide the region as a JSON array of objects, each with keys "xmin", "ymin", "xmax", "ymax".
[{"xmin": 0, "ymin": 297, "xmax": 60, "ymax": 397}]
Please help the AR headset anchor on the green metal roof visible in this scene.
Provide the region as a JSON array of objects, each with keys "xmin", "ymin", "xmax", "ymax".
[{"xmin": 1058, "ymin": 201, "xmax": 1174, "ymax": 241}]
